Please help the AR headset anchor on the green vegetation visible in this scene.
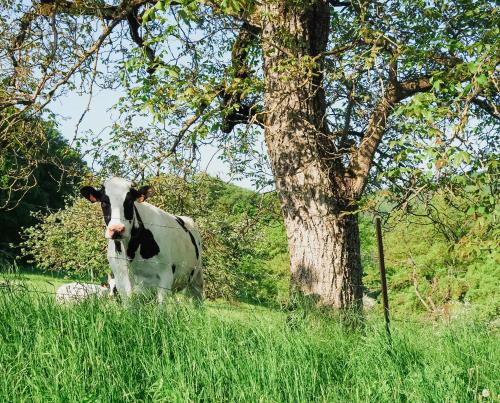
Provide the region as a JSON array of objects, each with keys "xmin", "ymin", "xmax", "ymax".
[
  {"xmin": 0, "ymin": 279, "xmax": 498, "ymax": 402},
  {"xmin": 0, "ymin": 109, "xmax": 83, "ymax": 254},
  {"xmin": 1, "ymin": 2, "xmax": 498, "ymax": 398},
  {"xmin": 20, "ymin": 174, "xmax": 286, "ymax": 304},
  {"xmin": 17, "ymin": 173, "xmax": 499, "ymax": 320},
  {"xmin": 360, "ymin": 184, "xmax": 499, "ymax": 322}
]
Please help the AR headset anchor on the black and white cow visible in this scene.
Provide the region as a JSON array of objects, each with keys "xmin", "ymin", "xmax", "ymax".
[{"xmin": 80, "ymin": 177, "xmax": 203, "ymax": 302}]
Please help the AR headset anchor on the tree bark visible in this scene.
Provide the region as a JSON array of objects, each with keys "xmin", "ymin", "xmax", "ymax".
[{"xmin": 261, "ymin": 1, "xmax": 363, "ymax": 308}]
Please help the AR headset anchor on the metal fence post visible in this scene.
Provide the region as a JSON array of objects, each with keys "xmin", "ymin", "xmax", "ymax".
[{"xmin": 376, "ymin": 217, "xmax": 390, "ymax": 337}]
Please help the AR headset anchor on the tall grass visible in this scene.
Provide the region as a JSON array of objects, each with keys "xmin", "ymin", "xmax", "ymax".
[{"xmin": 0, "ymin": 288, "xmax": 498, "ymax": 402}]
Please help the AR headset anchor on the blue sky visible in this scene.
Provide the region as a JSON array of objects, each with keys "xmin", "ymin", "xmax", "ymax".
[{"xmin": 50, "ymin": 86, "xmax": 258, "ymax": 190}]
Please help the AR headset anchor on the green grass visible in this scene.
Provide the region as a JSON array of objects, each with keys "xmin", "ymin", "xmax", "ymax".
[
  {"xmin": 0, "ymin": 264, "xmax": 75, "ymax": 292},
  {"xmin": 0, "ymin": 275, "xmax": 498, "ymax": 402}
]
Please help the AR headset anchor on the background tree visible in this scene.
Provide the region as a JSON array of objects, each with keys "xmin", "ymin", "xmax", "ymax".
[
  {"xmin": 0, "ymin": 105, "xmax": 83, "ymax": 254},
  {"xmin": 2, "ymin": 0, "xmax": 498, "ymax": 309}
]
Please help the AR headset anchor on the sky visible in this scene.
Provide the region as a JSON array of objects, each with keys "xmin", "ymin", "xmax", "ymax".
[{"xmin": 50, "ymin": 86, "xmax": 259, "ymax": 190}]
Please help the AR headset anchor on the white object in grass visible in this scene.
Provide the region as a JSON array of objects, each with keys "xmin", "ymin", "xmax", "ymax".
[{"xmin": 56, "ymin": 274, "xmax": 116, "ymax": 304}]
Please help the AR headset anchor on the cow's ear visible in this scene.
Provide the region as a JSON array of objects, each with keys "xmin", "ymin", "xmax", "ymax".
[
  {"xmin": 136, "ymin": 186, "xmax": 153, "ymax": 202},
  {"xmin": 80, "ymin": 186, "xmax": 102, "ymax": 203}
]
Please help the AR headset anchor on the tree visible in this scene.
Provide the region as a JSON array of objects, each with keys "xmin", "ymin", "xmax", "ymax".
[
  {"xmin": 0, "ymin": 106, "xmax": 83, "ymax": 252},
  {"xmin": 2, "ymin": 0, "xmax": 498, "ymax": 309}
]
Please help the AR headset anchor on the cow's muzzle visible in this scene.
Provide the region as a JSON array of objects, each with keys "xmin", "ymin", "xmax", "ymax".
[{"xmin": 107, "ymin": 223, "xmax": 125, "ymax": 239}]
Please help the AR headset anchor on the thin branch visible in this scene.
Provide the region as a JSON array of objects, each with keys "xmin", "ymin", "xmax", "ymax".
[
  {"xmin": 170, "ymin": 103, "xmax": 211, "ymax": 154},
  {"xmin": 328, "ymin": 1, "xmax": 352, "ymax": 7},
  {"xmin": 126, "ymin": 6, "xmax": 156, "ymax": 67},
  {"xmin": 471, "ymin": 97, "xmax": 500, "ymax": 120}
]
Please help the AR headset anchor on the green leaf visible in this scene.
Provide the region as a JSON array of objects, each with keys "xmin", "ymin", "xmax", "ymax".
[
  {"xmin": 476, "ymin": 74, "xmax": 488, "ymax": 87},
  {"xmin": 467, "ymin": 62, "xmax": 479, "ymax": 74}
]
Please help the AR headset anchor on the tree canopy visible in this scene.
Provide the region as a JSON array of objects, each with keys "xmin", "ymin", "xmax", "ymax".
[{"xmin": 0, "ymin": 105, "xmax": 83, "ymax": 252}]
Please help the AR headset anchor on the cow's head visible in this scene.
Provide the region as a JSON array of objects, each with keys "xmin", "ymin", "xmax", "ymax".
[{"xmin": 80, "ymin": 177, "xmax": 152, "ymax": 240}]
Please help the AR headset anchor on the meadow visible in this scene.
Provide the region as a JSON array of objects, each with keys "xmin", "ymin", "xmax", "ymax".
[{"xmin": 0, "ymin": 270, "xmax": 498, "ymax": 402}]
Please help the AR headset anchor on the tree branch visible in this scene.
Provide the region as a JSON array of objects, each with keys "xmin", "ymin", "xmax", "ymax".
[
  {"xmin": 471, "ymin": 97, "xmax": 500, "ymax": 120},
  {"xmin": 397, "ymin": 76, "xmax": 433, "ymax": 101},
  {"xmin": 35, "ymin": 0, "xmax": 122, "ymax": 20},
  {"xmin": 221, "ymin": 21, "xmax": 263, "ymax": 133},
  {"xmin": 347, "ymin": 52, "xmax": 497, "ymax": 197},
  {"xmin": 349, "ymin": 86, "xmax": 397, "ymax": 196},
  {"xmin": 126, "ymin": 6, "xmax": 156, "ymax": 71},
  {"xmin": 349, "ymin": 71, "xmax": 441, "ymax": 196},
  {"xmin": 170, "ymin": 100, "xmax": 214, "ymax": 154},
  {"xmin": 328, "ymin": 1, "xmax": 352, "ymax": 8}
]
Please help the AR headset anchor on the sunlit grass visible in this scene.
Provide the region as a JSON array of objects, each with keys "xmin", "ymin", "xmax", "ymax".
[{"xmin": 0, "ymin": 277, "xmax": 498, "ymax": 402}]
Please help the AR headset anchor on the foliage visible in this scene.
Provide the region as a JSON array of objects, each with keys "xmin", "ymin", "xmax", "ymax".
[
  {"xmin": 5, "ymin": 1, "xmax": 497, "ymax": 189},
  {"xmin": 0, "ymin": 286, "xmax": 498, "ymax": 402},
  {"xmin": 20, "ymin": 174, "xmax": 285, "ymax": 302},
  {"xmin": 0, "ymin": 108, "xmax": 84, "ymax": 252},
  {"xmin": 361, "ymin": 183, "xmax": 499, "ymax": 321},
  {"xmin": 20, "ymin": 198, "xmax": 106, "ymax": 281},
  {"xmin": 110, "ymin": 0, "xmax": 500, "ymax": 194}
]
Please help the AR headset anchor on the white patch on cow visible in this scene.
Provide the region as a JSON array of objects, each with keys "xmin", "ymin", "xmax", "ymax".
[{"xmin": 104, "ymin": 177, "xmax": 135, "ymax": 239}]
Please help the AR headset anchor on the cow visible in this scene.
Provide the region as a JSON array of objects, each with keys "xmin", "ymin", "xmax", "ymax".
[
  {"xmin": 56, "ymin": 274, "xmax": 116, "ymax": 304},
  {"xmin": 80, "ymin": 177, "xmax": 203, "ymax": 303}
]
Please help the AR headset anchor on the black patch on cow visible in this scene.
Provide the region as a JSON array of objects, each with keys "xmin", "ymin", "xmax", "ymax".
[
  {"xmin": 126, "ymin": 226, "xmax": 140, "ymax": 260},
  {"xmin": 126, "ymin": 205, "xmax": 160, "ymax": 260},
  {"xmin": 126, "ymin": 225, "xmax": 160, "ymax": 260},
  {"xmin": 156, "ymin": 274, "xmax": 161, "ymax": 280},
  {"xmin": 174, "ymin": 216, "xmax": 199, "ymax": 259},
  {"xmin": 123, "ymin": 189, "xmax": 140, "ymax": 221},
  {"xmin": 101, "ymin": 198, "xmax": 111, "ymax": 225},
  {"xmin": 172, "ymin": 264, "xmax": 176, "ymax": 274},
  {"xmin": 114, "ymin": 240, "xmax": 122, "ymax": 253}
]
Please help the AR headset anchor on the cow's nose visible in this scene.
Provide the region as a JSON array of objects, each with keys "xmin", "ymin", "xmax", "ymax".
[{"xmin": 108, "ymin": 224, "xmax": 125, "ymax": 238}]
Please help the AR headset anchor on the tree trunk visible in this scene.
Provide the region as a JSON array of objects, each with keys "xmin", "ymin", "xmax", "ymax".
[{"xmin": 261, "ymin": 1, "xmax": 363, "ymax": 308}]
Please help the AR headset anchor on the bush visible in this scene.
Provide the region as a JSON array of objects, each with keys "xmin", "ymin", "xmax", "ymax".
[
  {"xmin": 21, "ymin": 198, "xmax": 106, "ymax": 281},
  {"xmin": 361, "ymin": 193, "xmax": 500, "ymax": 321},
  {"xmin": 20, "ymin": 174, "xmax": 286, "ymax": 303}
]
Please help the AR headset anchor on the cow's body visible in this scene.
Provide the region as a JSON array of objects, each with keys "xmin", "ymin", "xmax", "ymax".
[
  {"xmin": 108, "ymin": 203, "xmax": 203, "ymax": 301},
  {"xmin": 81, "ymin": 177, "xmax": 203, "ymax": 302}
]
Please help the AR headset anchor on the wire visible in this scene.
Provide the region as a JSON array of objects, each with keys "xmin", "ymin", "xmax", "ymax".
[
  {"xmin": 0, "ymin": 282, "xmax": 434, "ymax": 326},
  {"xmin": 0, "ymin": 281, "xmax": 174, "ymax": 296}
]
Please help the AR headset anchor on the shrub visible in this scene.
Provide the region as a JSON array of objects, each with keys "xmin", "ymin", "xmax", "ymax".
[{"xmin": 20, "ymin": 174, "xmax": 286, "ymax": 302}]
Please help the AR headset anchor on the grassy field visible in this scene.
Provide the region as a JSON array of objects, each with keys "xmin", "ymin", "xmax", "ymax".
[{"xmin": 0, "ymin": 272, "xmax": 498, "ymax": 402}]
